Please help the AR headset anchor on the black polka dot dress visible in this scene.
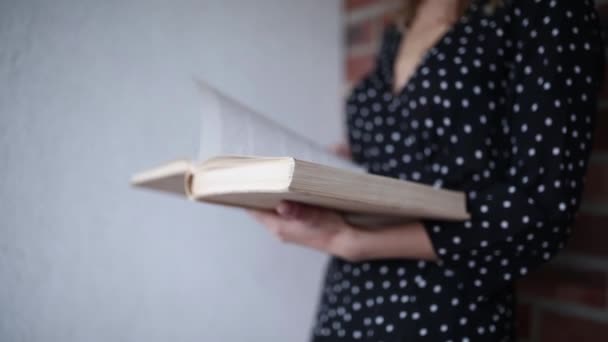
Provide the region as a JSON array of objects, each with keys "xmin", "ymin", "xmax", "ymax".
[{"xmin": 311, "ymin": 0, "xmax": 604, "ymax": 341}]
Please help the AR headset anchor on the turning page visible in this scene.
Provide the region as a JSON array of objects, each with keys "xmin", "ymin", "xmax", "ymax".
[{"xmin": 196, "ymin": 81, "xmax": 361, "ymax": 172}]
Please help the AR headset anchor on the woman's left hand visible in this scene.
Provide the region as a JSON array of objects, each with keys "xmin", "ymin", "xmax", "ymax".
[{"xmin": 248, "ymin": 201, "xmax": 358, "ymax": 260}]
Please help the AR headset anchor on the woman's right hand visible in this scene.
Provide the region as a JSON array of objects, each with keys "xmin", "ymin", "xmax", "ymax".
[{"xmin": 329, "ymin": 142, "xmax": 351, "ymax": 160}]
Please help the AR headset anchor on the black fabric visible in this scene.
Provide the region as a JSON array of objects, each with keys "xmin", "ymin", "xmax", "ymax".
[{"xmin": 310, "ymin": 0, "xmax": 604, "ymax": 341}]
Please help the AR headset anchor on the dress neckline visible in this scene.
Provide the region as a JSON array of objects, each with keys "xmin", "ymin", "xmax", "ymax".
[{"xmin": 387, "ymin": 0, "xmax": 480, "ymax": 98}]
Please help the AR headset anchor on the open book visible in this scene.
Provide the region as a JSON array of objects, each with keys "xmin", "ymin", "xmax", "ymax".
[{"xmin": 131, "ymin": 83, "xmax": 470, "ymax": 226}]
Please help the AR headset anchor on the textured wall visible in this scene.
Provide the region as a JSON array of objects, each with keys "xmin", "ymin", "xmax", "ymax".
[
  {"xmin": 343, "ymin": 0, "xmax": 608, "ymax": 340},
  {"xmin": 0, "ymin": 0, "xmax": 342, "ymax": 341}
]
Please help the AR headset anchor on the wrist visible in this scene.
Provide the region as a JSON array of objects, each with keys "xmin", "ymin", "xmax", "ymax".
[{"xmin": 329, "ymin": 223, "xmax": 364, "ymax": 262}]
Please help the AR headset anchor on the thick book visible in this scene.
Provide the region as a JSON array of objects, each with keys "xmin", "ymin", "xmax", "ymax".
[
  {"xmin": 131, "ymin": 82, "xmax": 470, "ymax": 225},
  {"xmin": 131, "ymin": 156, "xmax": 470, "ymax": 225}
]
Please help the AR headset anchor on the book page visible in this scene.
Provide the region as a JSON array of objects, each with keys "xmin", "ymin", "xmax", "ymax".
[{"xmin": 196, "ymin": 81, "xmax": 361, "ymax": 172}]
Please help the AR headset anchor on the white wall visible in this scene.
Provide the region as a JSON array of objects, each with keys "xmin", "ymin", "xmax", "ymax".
[{"xmin": 0, "ymin": 0, "xmax": 343, "ymax": 341}]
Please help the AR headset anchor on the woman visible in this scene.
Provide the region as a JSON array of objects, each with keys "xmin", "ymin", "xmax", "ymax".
[{"xmin": 250, "ymin": 0, "xmax": 604, "ymax": 340}]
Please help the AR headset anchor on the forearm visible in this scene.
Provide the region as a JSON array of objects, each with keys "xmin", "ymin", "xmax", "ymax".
[
  {"xmin": 249, "ymin": 200, "xmax": 438, "ymax": 263},
  {"xmin": 334, "ymin": 222, "xmax": 439, "ymax": 262}
]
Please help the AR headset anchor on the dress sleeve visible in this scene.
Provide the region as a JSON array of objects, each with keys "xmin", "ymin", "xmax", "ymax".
[{"xmin": 421, "ymin": 0, "xmax": 604, "ymax": 292}]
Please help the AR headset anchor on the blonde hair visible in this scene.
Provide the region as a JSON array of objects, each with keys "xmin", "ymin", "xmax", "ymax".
[{"xmin": 398, "ymin": 0, "xmax": 503, "ymax": 27}]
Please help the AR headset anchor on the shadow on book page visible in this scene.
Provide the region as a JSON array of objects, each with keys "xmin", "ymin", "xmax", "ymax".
[{"xmin": 195, "ymin": 80, "xmax": 362, "ymax": 172}]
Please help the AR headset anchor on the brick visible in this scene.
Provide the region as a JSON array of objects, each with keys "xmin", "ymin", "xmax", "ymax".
[
  {"xmin": 346, "ymin": 54, "xmax": 375, "ymax": 82},
  {"xmin": 346, "ymin": 19, "xmax": 376, "ymax": 48},
  {"xmin": 582, "ymin": 163, "xmax": 608, "ymax": 203},
  {"xmin": 593, "ymin": 3, "xmax": 608, "ymax": 97},
  {"xmin": 382, "ymin": 9, "xmax": 399, "ymax": 27},
  {"xmin": 516, "ymin": 266, "xmax": 607, "ymax": 308},
  {"xmin": 345, "ymin": 0, "xmax": 384, "ymax": 11},
  {"xmin": 597, "ymin": 9, "xmax": 608, "ymax": 94},
  {"xmin": 539, "ymin": 311, "xmax": 608, "ymax": 342},
  {"xmin": 593, "ymin": 110, "xmax": 608, "ymax": 152},
  {"xmin": 516, "ymin": 303, "xmax": 531, "ymax": 339},
  {"xmin": 567, "ymin": 214, "xmax": 608, "ymax": 257},
  {"xmin": 600, "ymin": 67, "xmax": 608, "ymax": 99},
  {"xmin": 596, "ymin": 4, "xmax": 608, "ymax": 47}
]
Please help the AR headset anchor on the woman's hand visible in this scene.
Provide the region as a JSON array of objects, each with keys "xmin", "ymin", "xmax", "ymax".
[
  {"xmin": 329, "ymin": 142, "xmax": 351, "ymax": 160},
  {"xmin": 248, "ymin": 201, "xmax": 360, "ymax": 261},
  {"xmin": 249, "ymin": 201, "xmax": 438, "ymax": 262}
]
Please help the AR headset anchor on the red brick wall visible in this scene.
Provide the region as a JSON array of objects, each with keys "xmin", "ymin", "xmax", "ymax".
[{"xmin": 343, "ymin": 1, "xmax": 608, "ymax": 340}]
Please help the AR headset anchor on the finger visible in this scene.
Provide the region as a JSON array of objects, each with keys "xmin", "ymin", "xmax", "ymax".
[
  {"xmin": 246, "ymin": 209, "xmax": 261, "ymax": 220},
  {"xmin": 276, "ymin": 201, "xmax": 297, "ymax": 219},
  {"xmin": 248, "ymin": 208, "xmax": 276, "ymax": 220},
  {"xmin": 248, "ymin": 211, "xmax": 282, "ymax": 233},
  {"xmin": 248, "ymin": 210, "xmax": 265, "ymax": 223},
  {"xmin": 276, "ymin": 201, "xmax": 313, "ymax": 220},
  {"xmin": 258, "ymin": 213, "xmax": 280, "ymax": 227},
  {"xmin": 294, "ymin": 201, "xmax": 323, "ymax": 222},
  {"xmin": 257, "ymin": 215, "xmax": 282, "ymax": 236},
  {"xmin": 245, "ymin": 208, "xmax": 261, "ymax": 215},
  {"xmin": 277, "ymin": 201, "xmax": 325, "ymax": 224},
  {"xmin": 329, "ymin": 142, "xmax": 351, "ymax": 160}
]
